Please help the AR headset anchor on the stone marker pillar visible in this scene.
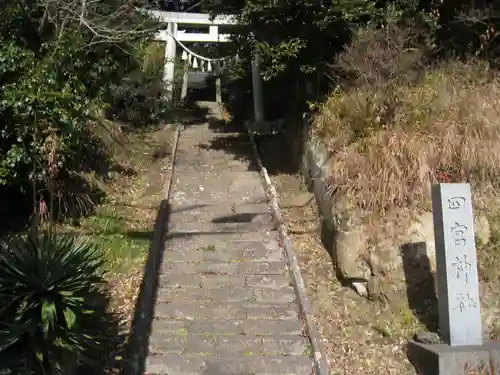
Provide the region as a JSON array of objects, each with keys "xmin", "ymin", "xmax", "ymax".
[
  {"xmin": 431, "ymin": 183, "xmax": 482, "ymax": 346},
  {"xmin": 407, "ymin": 183, "xmax": 500, "ymax": 375}
]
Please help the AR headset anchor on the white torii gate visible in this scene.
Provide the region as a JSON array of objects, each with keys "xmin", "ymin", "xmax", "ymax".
[{"xmin": 142, "ymin": 9, "xmax": 265, "ymax": 123}]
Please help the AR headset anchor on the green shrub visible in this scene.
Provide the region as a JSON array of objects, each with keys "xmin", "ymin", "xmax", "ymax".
[
  {"xmin": 106, "ymin": 74, "xmax": 170, "ymax": 126},
  {"xmin": 0, "ymin": 232, "xmax": 118, "ymax": 375},
  {"xmin": 0, "ymin": 0, "xmax": 163, "ymax": 226}
]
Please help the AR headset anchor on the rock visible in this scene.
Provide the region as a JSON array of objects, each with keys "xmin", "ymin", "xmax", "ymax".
[
  {"xmin": 335, "ymin": 226, "xmax": 371, "ymax": 281},
  {"xmin": 301, "ymin": 140, "xmax": 314, "ymax": 191},
  {"xmin": 352, "ymin": 281, "xmax": 368, "ymax": 297},
  {"xmin": 366, "ymin": 275, "xmax": 395, "ymax": 303},
  {"xmin": 413, "ymin": 331, "xmax": 442, "ymax": 344},
  {"xmin": 303, "ymin": 133, "xmax": 373, "ymax": 285},
  {"xmin": 367, "ymin": 251, "xmax": 383, "ymax": 276},
  {"xmin": 369, "ymin": 240, "xmax": 404, "ymax": 277},
  {"xmin": 331, "ymin": 196, "xmax": 361, "ymax": 232},
  {"xmin": 404, "ymin": 211, "xmax": 491, "ymax": 273},
  {"xmin": 405, "ymin": 212, "xmax": 436, "ymax": 271},
  {"xmin": 367, "ymin": 276, "xmax": 382, "ymax": 301}
]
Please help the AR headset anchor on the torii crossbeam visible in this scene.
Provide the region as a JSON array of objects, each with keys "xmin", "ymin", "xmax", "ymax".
[{"xmin": 139, "ymin": 9, "xmax": 265, "ymax": 124}]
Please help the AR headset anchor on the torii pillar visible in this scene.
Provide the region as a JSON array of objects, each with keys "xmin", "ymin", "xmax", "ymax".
[
  {"xmin": 251, "ymin": 51, "xmax": 265, "ymax": 123},
  {"xmin": 163, "ymin": 22, "xmax": 178, "ymax": 101}
]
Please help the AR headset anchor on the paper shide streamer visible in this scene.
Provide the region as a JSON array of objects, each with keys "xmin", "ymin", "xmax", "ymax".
[{"xmin": 168, "ymin": 33, "xmax": 239, "ymax": 75}]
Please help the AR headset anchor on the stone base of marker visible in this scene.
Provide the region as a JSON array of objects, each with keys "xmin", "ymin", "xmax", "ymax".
[{"xmin": 408, "ymin": 340, "xmax": 500, "ymax": 375}]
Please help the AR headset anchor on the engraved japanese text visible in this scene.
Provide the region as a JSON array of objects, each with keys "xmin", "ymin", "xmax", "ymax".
[
  {"xmin": 448, "ymin": 196, "xmax": 466, "ymax": 210},
  {"xmin": 454, "ymin": 293, "xmax": 477, "ymax": 312},
  {"xmin": 451, "ymin": 222, "xmax": 468, "ymax": 247},
  {"xmin": 451, "ymin": 254, "xmax": 472, "ymax": 283}
]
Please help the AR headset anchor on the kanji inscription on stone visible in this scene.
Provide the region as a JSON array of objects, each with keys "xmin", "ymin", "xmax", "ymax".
[{"xmin": 431, "ymin": 183, "xmax": 482, "ymax": 346}]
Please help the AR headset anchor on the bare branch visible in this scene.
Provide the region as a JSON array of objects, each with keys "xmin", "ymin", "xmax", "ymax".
[
  {"xmin": 37, "ymin": 0, "xmax": 160, "ymax": 46},
  {"xmin": 453, "ymin": 5, "xmax": 500, "ymax": 27},
  {"xmin": 80, "ymin": 0, "xmax": 86, "ymax": 26}
]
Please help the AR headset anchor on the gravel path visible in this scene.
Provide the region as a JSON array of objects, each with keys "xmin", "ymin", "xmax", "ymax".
[{"xmin": 145, "ymin": 103, "xmax": 315, "ymax": 375}]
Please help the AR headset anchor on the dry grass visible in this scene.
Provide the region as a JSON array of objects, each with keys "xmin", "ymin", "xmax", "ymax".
[
  {"xmin": 315, "ymin": 25, "xmax": 500, "ymax": 217},
  {"xmin": 314, "ymin": 24, "xmax": 500, "ymax": 285}
]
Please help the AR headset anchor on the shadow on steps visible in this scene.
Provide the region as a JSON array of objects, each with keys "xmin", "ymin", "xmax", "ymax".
[{"xmin": 122, "ymin": 199, "xmax": 170, "ymax": 375}]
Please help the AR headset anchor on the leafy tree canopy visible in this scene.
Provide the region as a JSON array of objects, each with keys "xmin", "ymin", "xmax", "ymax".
[{"xmin": 203, "ymin": 0, "xmax": 441, "ymax": 82}]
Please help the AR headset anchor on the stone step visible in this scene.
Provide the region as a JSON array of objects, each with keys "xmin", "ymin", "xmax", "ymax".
[
  {"xmin": 169, "ymin": 187, "xmax": 265, "ymax": 207},
  {"xmin": 163, "ymin": 239, "xmax": 280, "ymax": 252},
  {"xmin": 162, "ymin": 245, "xmax": 283, "ymax": 263},
  {"xmin": 159, "ymin": 274, "xmax": 292, "ymax": 289},
  {"xmin": 146, "ymin": 354, "xmax": 313, "ymax": 375},
  {"xmin": 154, "ymin": 302, "xmax": 300, "ymax": 321},
  {"xmin": 165, "ymin": 231, "xmax": 278, "ymax": 246},
  {"xmin": 169, "ymin": 201, "xmax": 268, "ymax": 213},
  {"xmin": 168, "ymin": 221, "xmax": 276, "ymax": 234},
  {"xmin": 155, "ymin": 285, "xmax": 296, "ymax": 304},
  {"xmin": 162, "ymin": 260, "xmax": 288, "ymax": 275},
  {"xmin": 169, "ymin": 208, "xmax": 271, "ymax": 222},
  {"xmin": 172, "ymin": 161, "xmax": 253, "ymax": 172},
  {"xmin": 165, "ymin": 237, "xmax": 279, "ymax": 248},
  {"xmin": 148, "ymin": 334, "xmax": 311, "ymax": 356},
  {"xmin": 150, "ymin": 319, "xmax": 304, "ymax": 336}
]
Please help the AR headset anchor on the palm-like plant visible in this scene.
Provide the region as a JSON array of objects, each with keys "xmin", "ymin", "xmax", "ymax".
[{"xmin": 0, "ymin": 232, "xmax": 114, "ymax": 375}]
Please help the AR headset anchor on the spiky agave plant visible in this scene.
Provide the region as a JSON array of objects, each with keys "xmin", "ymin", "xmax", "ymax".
[{"xmin": 0, "ymin": 232, "xmax": 114, "ymax": 375}]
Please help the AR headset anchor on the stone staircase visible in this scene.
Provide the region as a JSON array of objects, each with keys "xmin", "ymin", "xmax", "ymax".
[{"xmin": 145, "ymin": 109, "xmax": 315, "ymax": 375}]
